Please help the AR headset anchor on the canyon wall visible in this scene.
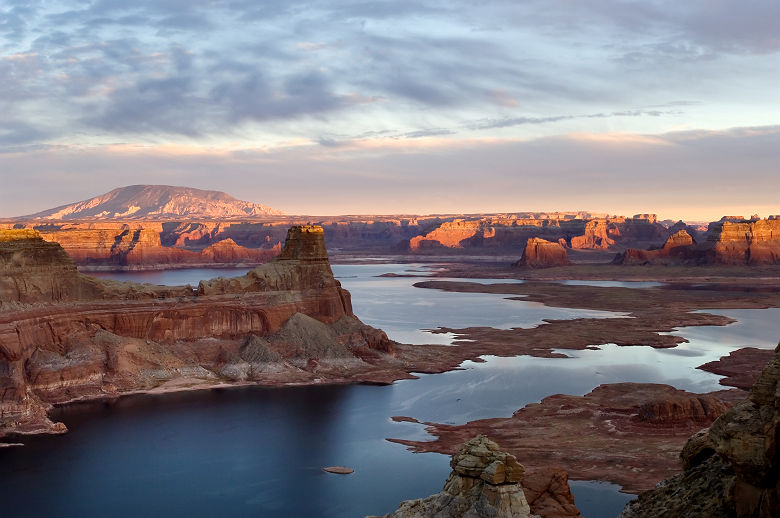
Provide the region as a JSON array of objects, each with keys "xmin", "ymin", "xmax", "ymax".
[
  {"xmin": 408, "ymin": 215, "xmax": 668, "ymax": 253},
  {"xmin": 616, "ymin": 218, "xmax": 780, "ymax": 266},
  {"xmin": 0, "ymin": 226, "xmax": 392, "ymax": 439}
]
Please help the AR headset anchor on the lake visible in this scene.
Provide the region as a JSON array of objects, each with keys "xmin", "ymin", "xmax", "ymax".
[{"xmin": 3, "ymin": 264, "xmax": 778, "ymax": 517}]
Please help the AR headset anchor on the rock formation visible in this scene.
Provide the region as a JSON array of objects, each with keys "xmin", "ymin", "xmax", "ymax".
[
  {"xmin": 515, "ymin": 238, "xmax": 570, "ymax": 269},
  {"xmin": 706, "ymin": 218, "xmax": 780, "ymax": 265},
  {"xmin": 22, "ymin": 185, "xmax": 283, "ymax": 220},
  {"xmin": 371, "ymin": 435, "xmax": 535, "ymax": 518},
  {"xmin": 390, "ymin": 383, "xmax": 744, "ymax": 493},
  {"xmin": 615, "ymin": 230, "xmax": 695, "ymax": 265},
  {"xmin": 570, "ymin": 219, "xmax": 615, "ymax": 249},
  {"xmin": 620, "ymin": 342, "xmax": 780, "ymax": 518},
  {"xmin": 6, "ymin": 222, "xmax": 280, "ymax": 269},
  {"xmin": 615, "ymin": 218, "xmax": 780, "ymax": 266},
  {"xmin": 0, "ymin": 225, "xmax": 394, "ymax": 439}
]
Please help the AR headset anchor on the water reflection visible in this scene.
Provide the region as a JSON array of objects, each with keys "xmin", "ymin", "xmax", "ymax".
[
  {"xmin": 557, "ymin": 280, "xmax": 663, "ymax": 289},
  {"xmin": 12, "ymin": 265, "xmax": 776, "ymax": 518}
]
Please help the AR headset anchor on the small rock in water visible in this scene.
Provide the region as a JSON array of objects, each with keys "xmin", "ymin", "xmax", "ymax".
[{"xmin": 322, "ymin": 466, "xmax": 354, "ymax": 474}]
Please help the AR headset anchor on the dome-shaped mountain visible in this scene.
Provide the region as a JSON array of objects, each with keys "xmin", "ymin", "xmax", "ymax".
[{"xmin": 23, "ymin": 185, "xmax": 283, "ymax": 220}]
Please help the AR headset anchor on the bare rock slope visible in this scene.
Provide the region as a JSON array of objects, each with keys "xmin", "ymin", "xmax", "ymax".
[{"xmin": 22, "ymin": 184, "xmax": 283, "ymax": 220}]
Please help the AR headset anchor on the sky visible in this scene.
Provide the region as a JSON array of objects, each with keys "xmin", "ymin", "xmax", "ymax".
[{"xmin": 1, "ymin": 0, "xmax": 779, "ymax": 220}]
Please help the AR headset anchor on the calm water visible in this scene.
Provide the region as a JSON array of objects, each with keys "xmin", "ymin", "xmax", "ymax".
[
  {"xmin": 557, "ymin": 280, "xmax": 663, "ymax": 289},
  {"xmin": 4, "ymin": 265, "xmax": 778, "ymax": 517}
]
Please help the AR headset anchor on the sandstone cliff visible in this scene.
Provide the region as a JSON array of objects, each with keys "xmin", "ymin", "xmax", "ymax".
[
  {"xmin": 371, "ymin": 435, "xmax": 536, "ymax": 518},
  {"xmin": 620, "ymin": 341, "xmax": 780, "ymax": 518},
  {"xmin": 615, "ymin": 218, "xmax": 780, "ymax": 266},
  {"xmin": 615, "ymin": 230, "xmax": 696, "ymax": 265},
  {"xmin": 515, "ymin": 238, "xmax": 570, "ymax": 269},
  {"xmin": 706, "ymin": 219, "xmax": 780, "ymax": 265},
  {"xmin": 0, "ymin": 225, "xmax": 392, "ymax": 439}
]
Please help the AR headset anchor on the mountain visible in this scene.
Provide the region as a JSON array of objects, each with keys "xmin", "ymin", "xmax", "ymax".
[{"xmin": 22, "ymin": 185, "xmax": 283, "ymax": 220}]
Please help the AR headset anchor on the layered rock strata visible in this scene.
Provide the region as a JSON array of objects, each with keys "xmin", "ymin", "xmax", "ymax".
[
  {"xmin": 620, "ymin": 342, "xmax": 780, "ymax": 518},
  {"xmin": 371, "ymin": 435, "xmax": 536, "ymax": 518},
  {"xmin": 0, "ymin": 225, "xmax": 392, "ymax": 439},
  {"xmin": 615, "ymin": 230, "xmax": 696, "ymax": 265},
  {"xmin": 616, "ymin": 218, "xmax": 780, "ymax": 266},
  {"xmin": 516, "ymin": 238, "xmax": 570, "ymax": 269}
]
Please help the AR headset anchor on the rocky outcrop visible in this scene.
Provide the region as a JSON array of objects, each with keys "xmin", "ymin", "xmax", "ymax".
[
  {"xmin": 706, "ymin": 219, "xmax": 780, "ymax": 265},
  {"xmin": 698, "ymin": 347, "xmax": 776, "ymax": 390},
  {"xmin": 200, "ymin": 238, "xmax": 280, "ymax": 263},
  {"xmin": 0, "ymin": 225, "xmax": 394, "ymax": 439},
  {"xmin": 371, "ymin": 435, "xmax": 535, "ymax": 518},
  {"xmin": 408, "ymin": 218, "xmax": 586, "ymax": 252},
  {"xmin": 616, "ymin": 218, "xmax": 780, "ymax": 266},
  {"xmin": 615, "ymin": 230, "xmax": 695, "ymax": 265},
  {"xmin": 515, "ymin": 238, "xmax": 570, "ymax": 269},
  {"xmin": 29, "ymin": 223, "xmax": 279, "ymax": 269},
  {"xmin": 621, "ymin": 342, "xmax": 780, "ymax": 518},
  {"xmin": 390, "ymin": 383, "xmax": 744, "ymax": 493},
  {"xmin": 570, "ymin": 217, "xmax": 668, "ymax": 250},
  {"xmin": 22, "ymin": 185, "xmax": 282, "ymax": 220},
  {"xmin": 570, "ymin": 220, "xmax": 614, "ymax": 249},
  {"xmin": 0, "ymin": 229, "xmax": 103, "ymax": 303}
]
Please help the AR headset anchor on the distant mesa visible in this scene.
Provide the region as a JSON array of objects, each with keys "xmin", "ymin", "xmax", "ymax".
[
  {"xmin": 21, "ymin": 185, "xmax": 283, "ymax": 220},
  {"xmin": 615, "ymin": 217, "xmax": 780, "ymax": 265},
  {"xmin": 515, "ymin": 237, "xmax": 570, "ymax": 268}
]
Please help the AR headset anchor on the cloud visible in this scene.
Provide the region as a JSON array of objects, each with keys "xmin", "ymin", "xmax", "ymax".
[
  {"xmin": 0, "ymin": 0, "xmax": 776, "ymax": 152},
  {"xmin": 1, "ymin": 125, "xmax": 778, "ymax": 220},
  {"xmin": 466, "ymin": 109, "xmax": 682, "ymax": 130},
  {"xmin": 0, "ymin": 120, "xmax": 50, "ymax": 146}
]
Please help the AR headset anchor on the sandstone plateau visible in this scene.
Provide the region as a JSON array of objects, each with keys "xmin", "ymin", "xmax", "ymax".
[
  {"xmin": 621, "ymin": 342, "xmax": 780, "ymax": 518},
  {"xmin": 0, "ymin": 226, "xmax": 394, "ymax": 439}
]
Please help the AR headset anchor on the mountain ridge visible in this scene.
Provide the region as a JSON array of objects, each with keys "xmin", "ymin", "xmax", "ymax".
[{"xmin": 22, "ymin": 185, "xmax": 283, "ymax": 220}]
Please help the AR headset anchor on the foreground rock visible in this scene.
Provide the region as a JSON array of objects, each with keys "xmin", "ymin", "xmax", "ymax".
[
  {"xmin": 370, "ymin": 435, "xmax": 537, "ymax": 518},
  {"xmin": 621, "ymin": 341, "xmax": 780, "ymax": 518},
  {"xmin": 515, "ymin": 238, "xmax": 570, "ymax": 269},
  {"xmin": 390, "ymin": 384, "xmax": 744, "ymax": 493},
  {"xmin": 0, "ymin": 225, "xmax": 394, "ymax": 439}
]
